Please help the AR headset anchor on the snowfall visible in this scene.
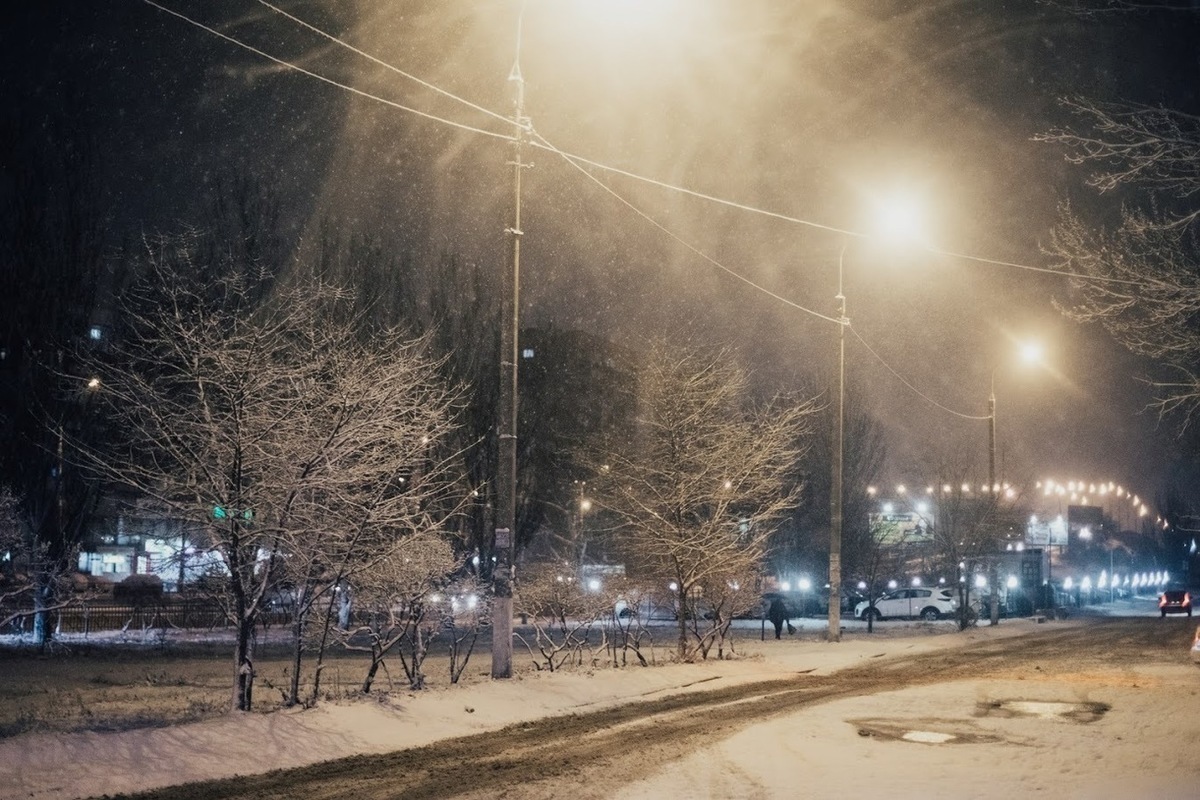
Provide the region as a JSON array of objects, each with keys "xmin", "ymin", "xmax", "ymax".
[{"xmin": 2, "ymin": 606, "xmax": 1199, "ymax": 800}]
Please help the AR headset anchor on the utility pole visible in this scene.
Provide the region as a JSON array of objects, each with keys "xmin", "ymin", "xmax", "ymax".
[
  {"xmin": 492, "ymin": 26, "xmax": 528, "ymax": 680},
  {"xmin": 988, "ymin": 382, "xmax": 1000, "ymax": 626},
  {"xmin": 828, "ymin": 247, "xmax": 846, "ymax": 643}
]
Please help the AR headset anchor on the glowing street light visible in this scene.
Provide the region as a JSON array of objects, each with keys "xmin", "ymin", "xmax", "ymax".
[
  {"xmin": 1019, "ymin": 341, "xmax": 1043, "ymax": 365},
  {"xmin": 828, "ymin": 191, "xmax": 925, "ymax": 643},
  {"xmin": 869, "ymin": 189, "xmax": 926, "ymax": 245},
  {"xmin": 984, "ymin": 340, "xmax": 1044, "ymax": 625},
  {"xmin": 989, "ymin": 339, "xmax": 1044, "ymax": 494}
]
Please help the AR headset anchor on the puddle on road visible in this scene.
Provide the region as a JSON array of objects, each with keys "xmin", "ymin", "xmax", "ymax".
[
  {"xmin": 900, "ymin": 730, "xmax": 957, "ymax": 744},
  {"xmin": 976, "ymin": 699, "xmax": 1110, "ymax": 723},
  {"xmin": 850, "ymin": 718, "xmax": 1002, "ymax": 745},
  {"xmin": 852, "ymin": 698, "xmax": 1109, "ymax": 745}
]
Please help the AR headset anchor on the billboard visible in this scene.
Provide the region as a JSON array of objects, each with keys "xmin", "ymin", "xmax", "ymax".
[
  {"xmin": 1026, "ymin": 516, "xmax": 1067, "ymax": 546},
  {"xmin": 868, "ymin": 511, "xmax": 933, "ymax": 545},
  {"xmin": 1068, "ymin": 505, "xmax": 1105, "ymax": 541}
]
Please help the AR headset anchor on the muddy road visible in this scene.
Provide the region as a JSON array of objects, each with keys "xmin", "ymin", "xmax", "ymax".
[{"xmin": 118, "ymin": 616, "xmax": 1198, "ymax": 800}]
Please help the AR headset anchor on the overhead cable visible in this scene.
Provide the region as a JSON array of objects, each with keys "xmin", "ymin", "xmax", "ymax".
[
  {"xmin": 533, "ymin": 131, "xmax": 843, "ymax": 326},
  {"xmin": 141, "ymin": 0, "xmax": 512, "ymax": 142},
  {"xmin": 252, "ymin": 0, "xmax": 514, "ymax": 129},
  {"xmin": 849, "ymin": 326, "xmax": 991, "ymax": 421}
]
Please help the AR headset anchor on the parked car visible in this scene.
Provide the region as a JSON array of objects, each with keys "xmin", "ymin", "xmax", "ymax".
[
  {"xmin": 1158, "ymin": 587, "xmax": 1192, "ymax": 617},
  {"xmin": 855, "ymin": 587, "xmax": 958, "ymax": 621}
]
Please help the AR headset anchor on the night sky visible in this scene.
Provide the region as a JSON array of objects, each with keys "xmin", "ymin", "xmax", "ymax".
[{"xmin": 5, "ymin": 1, "xmax": 1198, "ymax": 515}]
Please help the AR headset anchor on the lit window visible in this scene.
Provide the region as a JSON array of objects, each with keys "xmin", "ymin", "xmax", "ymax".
[
  {"xmin": 522, "ymin": 348, "xmax": 535, "ymax": 359},
  {"xmin": 89, "ymin": 326, "xmax": 103, "ymax": 341}
]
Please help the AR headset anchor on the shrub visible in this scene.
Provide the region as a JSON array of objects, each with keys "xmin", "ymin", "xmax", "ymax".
[{"xmin": 113, "ymin": 574, "xmax": 164, "ymax": 606}]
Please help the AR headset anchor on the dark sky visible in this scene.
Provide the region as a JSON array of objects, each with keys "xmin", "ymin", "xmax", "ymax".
[{"xmin": 5, "ymin": 1, "xmax": 1198, "ymax": 518}]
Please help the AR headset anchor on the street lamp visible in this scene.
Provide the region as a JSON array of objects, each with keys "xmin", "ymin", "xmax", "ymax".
[
  {"xmin": 828, "ymin": 196, "xmax": 924, "ymax": 643},
  {"xmin": 828, "ymin": 242, "xmax": 848, "ymax": 642},
  {"xmin": 984, "ymin": 340, "xmax": 1043, "ymax": 623},
  {"xmin": 988, "ymin": 341, "xmax": 1042, "ymax": 494}
]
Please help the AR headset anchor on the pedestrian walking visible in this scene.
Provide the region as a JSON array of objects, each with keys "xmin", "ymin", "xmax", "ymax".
[{"xmin": 767, "ymin": 596, "xmax": 788, "ymax": 639}]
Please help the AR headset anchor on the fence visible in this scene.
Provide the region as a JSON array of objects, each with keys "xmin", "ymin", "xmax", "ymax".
[{"xmin": 2, "ymin": 600, "xmax": 292, "ymax": 637}]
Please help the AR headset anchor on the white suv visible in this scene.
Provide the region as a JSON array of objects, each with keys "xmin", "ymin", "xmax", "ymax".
[{"xmin": 855, "ymin": 587, "xmax": 958, "ymax": 621}]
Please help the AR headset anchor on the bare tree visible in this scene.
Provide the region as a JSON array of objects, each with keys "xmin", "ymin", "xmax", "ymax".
[
  {"xmin": 590, "ymin": 342, "xmax": 816, "ymax": 661},
  {"xmin": 846, "ymin": 517, "xmax": 926, "ymax": 634},
  {"xmin": 444, "ymin": 573, "xmax": 489, "ymax": 684},
  {"xmin": 687, "ymin": 562, "xmax": 759, "ymax": 660},
  {"xmin": 927, "ymin": 466, "xmax": 1028, "ymax": 630},
  {"xmin": 515, "ymin": 563, "xmax": 611, "ymax": 672},
  {"xmin": 602, "ymin": 577, "xmax": 658, "ymax": 668},
  {"xmin": 82, "ymin": 238, "xmax": 461, "ymax": 712},
  {"xmin": 317, "ymin": 244, "xmax": 502, "ymax": 566},
  {"xmin": 793, "ymin": 392, "xmax": 888, "ymax": 587},
  {"xmin": 1038, "ymin": 96, "xmax": 1200, "ymax": 427},
  {"xmin": 337, "ymin": 532, "xmax": 461, "ymax": 693},
  {"xmin": 0, "ymin": 488, "xmax": 98, "ymax": 636}
]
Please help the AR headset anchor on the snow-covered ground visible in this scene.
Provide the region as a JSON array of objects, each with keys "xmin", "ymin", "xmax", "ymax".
[{"xmin": 2, "ymin": 601, "xmax": 1197, "ymax": 799}]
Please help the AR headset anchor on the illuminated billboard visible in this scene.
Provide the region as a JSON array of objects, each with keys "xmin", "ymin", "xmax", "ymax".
[
  {"xmin": 1026, "ymin": 516, "xmax": 1067, "ymax": 547},
  {"xmin": 868, "ymin": 511, "xmax": 933, "ymax": 545}
]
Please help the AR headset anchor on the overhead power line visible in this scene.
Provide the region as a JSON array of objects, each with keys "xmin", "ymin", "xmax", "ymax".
[
  {"xmin": 158, "ymin": 0, "xmax": 1142, "ymax": 289},
  {"xmin": 140, "ymin": 0, "xmax": 512, "ymax": 143},
  {"xmin": 532, "ymin": 132, "xmax": 843, "ymax": 326},
  {"xmin": 252, "ymin": 0, "xmax": 514, "ymax": 129},
  {"xmin": 139, "ymin": 0, "xmax": 1143, "ymax": 424},
  {"xmin": 849, "ymin": 326, "xmax": 991, "ymax": 421}
]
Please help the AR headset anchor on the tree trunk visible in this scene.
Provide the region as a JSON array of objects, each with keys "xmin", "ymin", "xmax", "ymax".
[
  {"xmin": 32, "ymin": 574, "xmax": 51, "ymax": 650},
  {"xmin": 337, "ymin": 586, "xmax": 352, "ymax": 629},
  {"xmin": 286, "ymin": 605, "xmax": 306, "ymax": 707},
  {"xmin": 958, "ymin": 584, "xmax": 971, "ymax": 630},
  {"xmin": 676, "ymin": 603, "xmax": 688, "ymax": 661},
  {"xmin": 308, "ymin": 593, "xmax": 339, "ymax": 706},
  {"xmin": 233, "ymin": 615, "xmax": 256, "ymax": 712},
  {"xmin": 989, "ymin": 562, "xmax": 1000, "ymax": 625},
  {"xmin": 362, "ymin": 654, "xmax": 382, "ymax": 693},
  {"xmin": 411, "ymin": 622, "xmax": 426, "ymax": 690}
]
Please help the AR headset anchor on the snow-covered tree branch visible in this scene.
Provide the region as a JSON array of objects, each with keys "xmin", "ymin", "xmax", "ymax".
[
  {"xmin": 1039, "ymin": 94, "xmax": 1200, "ymax": 427},
  {"xmin": 589, "ymin": 342, "xmax": 816, "ymax": 661},
  {"xmin": 82, "ymin": 235, "xmax": 464, "ymax": 711}
]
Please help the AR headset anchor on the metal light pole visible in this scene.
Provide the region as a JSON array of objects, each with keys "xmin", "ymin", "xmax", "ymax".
[
  {"xmin": 987, "ymin": 372, "xmax": 1000, "ymax": 625},
  {"xmin": 987, "ymin": 374, "xmax": 996, "ymax": 496},
  {"xmin": 828, "ymin": 244, "xmax": 847, "ymax": 643},
  {"xmin": 1109, "ymin": 545, "xmax": 1115, "ymax": 603},
  {"xmin": 492, "ymin": 10, "xmax": 529, "ymax": 680}
]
